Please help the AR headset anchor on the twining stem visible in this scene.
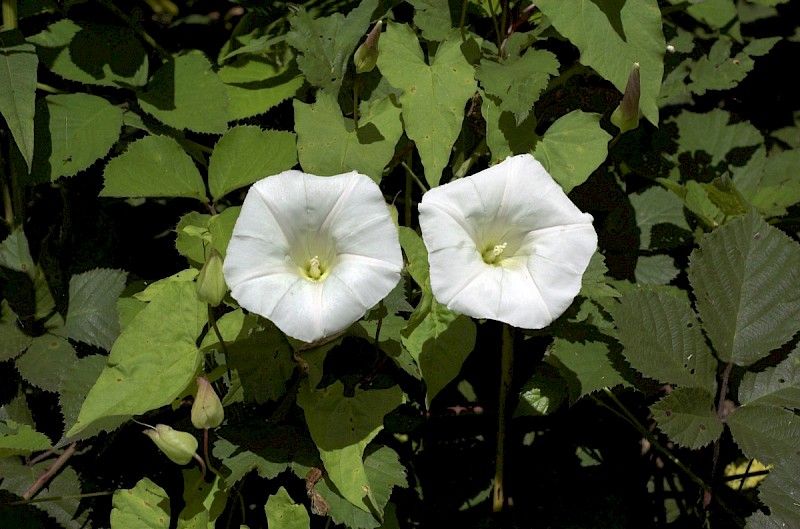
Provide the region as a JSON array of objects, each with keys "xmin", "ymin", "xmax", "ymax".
[
  {"xmin": 492, "ymin": 324, "xmax": 514, "ymax": 512},
  {"xmin": 6, "ymin": 491, "xmax": 113, "ymax": 506},
  {"xmin": 2, "ymin": 0, "xmax": 18, "ymax": 30},
  {"xmin": 203, "ymin": 428, "xmax": 221, "ymax": 478},
  {"xmin": 208, "ymin": 306, "xmax": 232, "ymax": 381},
  {"xmin": 23, "ymin": 443, "xmax": 77, "ymax": 500}
]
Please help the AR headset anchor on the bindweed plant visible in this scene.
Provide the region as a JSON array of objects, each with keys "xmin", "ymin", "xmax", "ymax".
[{"xmin": 1, "ymin": 0, "xmax": 799, "ymax": 528}]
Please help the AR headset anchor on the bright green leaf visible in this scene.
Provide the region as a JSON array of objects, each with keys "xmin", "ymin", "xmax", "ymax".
[
  {"xmin": 536, "ymin": 0, "xmax": 664, "ymax": 125},
  {"xmin": 409, "ymin": 0, "xmax": 453, "ymax": 41},
  {"xmin": 689, "ymin": 211, "xmax": 800, "ymax": 366},
  {"xmin": 738, "ymin": 348, "xmax": 800, "ymax": 409},
  {"xmin": 377, "ymin": 23, "xmax": 477, "ymax": 187},
  {"xmin": 110, "ymin": 478, "xmax": 171, "ymax": 529},
  {"xmin": 672, "ymin": 108, "xmax": 763, "ymax": 165},
  {"xmin": 179, "ymin": 469, "xmax": 226, "ymax": 529},
  {"xmin": 133, "ymin": 269, "xmax": 199, "ymax": 302},
  {"xmin": 67, "ymin": 281, "xmax": 206, "ymax": 436},
  {"xmin": 220, "ymin": 57, "xmax": 304, "ymax": 121},
  {"xmin": 533, "ymin": 110, "xmax": 611, "ymax": 193},
  {"xmin": 0, "ymin": 30, "xmax": 37, "ymax": 171},
  {"xmin": 546, "ymin": 339, "xmax": 632, "ymax": 404},
  {"xmin": 208, "ymin": 126, "xmax": 297, "ymax": 201},
  {"xmin": 294, "ymin": 92, "xmax": 402, "ymax": 183},
  {"xmin": 651, "ymin": 387, "xmax": 723, "ymax": 449},
  {"xmin": 63, "ymin": 268, "xmax": 127, "ymax": 351},
  {"xmin": 397, "ymin": 226, "xmax": 429, "ymax": 288},
  {"xmin": 297, "ymin": 381, "xmax": 402, "ymax": 512},
  {"xmin": 0, "ymin": 419, "xmax": 52, "ymax": 457},
  {"xmin": 102, "ymin": 135, "xmax": 207, "ymax": 200},
  {"xmin": 610, "ymin": 288, "xmax": 717, "ymax": 392},
  {"xmin": 138, "ymin": 51, "xmax": 229, "ymax": 134},
  {"xmin": 265, "ymin": 487, "xmax": 310, "ymax": 529},
  {"xmin": 727, "ymin": 405, "xmax": 800, "ymax": 464},
  {"xmin": 480, "ymin": 89, "xmax": 538, "ymax": 163},
  {"xmin": 15, "ymin": 335, "xmax": 77, "ymax": 393}
]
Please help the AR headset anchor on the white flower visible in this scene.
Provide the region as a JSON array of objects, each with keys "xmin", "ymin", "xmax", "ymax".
[
  {"xmin": 418, "ymin": 154, "xmax": 597, "ymax": 329},
  {"xmin": 223, "ymin": 170, "xmax": 402, "ymax": 342}
]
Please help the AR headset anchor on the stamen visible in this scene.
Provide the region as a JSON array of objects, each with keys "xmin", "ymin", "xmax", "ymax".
[
  {"xmin": 308, "ymin": 255, "xmax": 323, "ymax": 280},
  {"xmin": 482, "ymin": 243, "xmax": 508, "ymax": 265}
]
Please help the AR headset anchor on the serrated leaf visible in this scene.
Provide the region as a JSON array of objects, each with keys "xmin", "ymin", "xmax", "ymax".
[
  {"xmin": 32, "ymin": 93, "xmax": 124, "ymax": 180},
  {"xmin": 110, "ymin": 477, "xmax": 171, "ymax": 529},
  {"xmin": 0, "ymin": 228, "xmax": 35, "ymax": 278},
  {"xmin": 220, "ymin": 57, "xmax": 304, "ymax": 121},
  {"xmin": 635, "ymin": 254, "xmax": 679, "ymax": 285},
  {"xmin": 0, "ymin": 301, "xmax": 32, "ymax": 362},
  {"xmin": 401, "ymin": 300, "xmax": 476, "ymax": 407},
  {"xmin": 0, "ymin": 419, "xmax": 52, "ymax": 457},
  {"xmin": 688, "ymin": 36, "xmax": 765, "ymax": 95},
  {"xmin": 377, "ymin": 23, "xmax": 477, "ymax": 187},
  {"xmin": 749, "ymin": 456, "xmax": 800, "ymax": 528},
  {"xmin": 689, "ymin": 211, "xmax": 800, "ymax": 366},
  {"xmin": 208, "ymin": 126, "xmax": 296, "ymax": 201},
  {"xmin": 610, "ymin": 288, "xmax": 717, "ymax": 392},
  {"xmin": 673, "ymin": 108, "xmax": 763, "ymax": 165},
  {"xmin": 67, "ymin": 281, "xmax": 206, "ymax": 437},
  {"xmin": 480, "ymin": 88, "xmax": 538, "ymax": 163},
  {"xmin": 533, "ymin": 110, "xmax": 611, "ymax": 193},
  {"xmin": 0, "ymin": 30, "xmax": 37, "ymax": 171},
  {"xmin": 297, "ymin": 381, "xmax": 402, "ymax": 513},
  {"xmin": 63, "ymin": 268, "xmax": 127, "ymax": 350},
  {"xmin": 738, "ymin": 349, "xmax": 800, "ymax": 409},
  {"xmin": 630, "ymin": 187, "xmax": 691, "ymax": 250},
  {"xmin": 138, "ymin": 51, "xmax": 229, "ymax": 134},
  {"xmin": 728, "ymin": 405, "xmax": 800, "ymax": 464},
  {"xmin": 265, "ymin": 487, "xmax": 310, "ymax": 529},
  {"xmin": 286, "ymin": 1, "xmax": 378, "ymax": 93},
  {"xmin": 15, "ymin": 335, "xmax": 77, "ymax": 392},
  {"xmin": 294, "ymin": 92, "xmax": 403, "ymax": 182},
  {"xmin": 476, "ymin": 49, "xmax": 559, "ymax": 125},
  {"xmin": 28, "ymin": 19, "xmax": 148, "ymax": 88},
  {"xmin": 101, "ymin": 135, "xmax": 207, "ymax": 200},
  {"xmin": 580, "ymin": 252, "xmax": 620, "ymax": 301},
  {"xmin": 546, "ymin": 339, "xmax": 631, "ymax": 404},
  {"xmin": 227, "ymin": 327, "xmax": 294, "ymax": 404},
  {"xmin": 536, "ymin": 0, "xmax": 664, "ymax": 125},
  {"xmin": 409, "ymin": 0, "xmax": 453, "ymax": 41},
  {"xmin": 650, "ymin": 387, "xmax": 722, "ymax": 449}
]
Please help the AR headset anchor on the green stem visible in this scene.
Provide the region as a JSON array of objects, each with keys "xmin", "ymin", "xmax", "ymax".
[
  {"xmin": 208, "ymin": 306, "xmax": 232, "ymax": 381},
  {"xmin": 353, "ymin": 75, "xmax": 360, "ymax": 129},
  {"xmin": 459, "ymin": 0, "xmax": 469, "ymax": 40},
  {"xmin": 2, "ymin": 0, "xmax": 17, "ymax": 30},
  {"xmin": 486, "ymin": 0, "xmax": 502, "ymax": 57},
  {"xmin": 203, "ymin": 428, "xmax": 221, "ymax": 478},
  {"xmin": 492, "ymin": 324, "xmax": 514, "ymax": 512},
  {"xmin": 400, "ymin": 161, "xmax": 428, "ymax": 193}
]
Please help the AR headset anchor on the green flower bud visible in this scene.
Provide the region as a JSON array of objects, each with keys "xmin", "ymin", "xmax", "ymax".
[
  {"xmin": 143, "ymin": 424, "xmax": 198, "ymax": 465},
  {"xmin": 191, "ymin": 376, "xmax": 224, "ymax": 429},
  {"xmin": 196, "ymin": 248, "xmax": 227, "ymax": 306},
  {"xmin": 610, "ymin": 62, "xmax": 641, "ymax": 133},
  {"xmin": 354, "ymin": 20, "xmax": 382, "ymax": 74}
]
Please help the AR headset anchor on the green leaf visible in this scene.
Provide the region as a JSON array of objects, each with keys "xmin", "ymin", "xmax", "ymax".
[
  {"xmin": 476, "ymin": 49, "xmax": 559, "ymax": 125},
  {"xmin": 672, "ymin": 109, "xmax": 763, "ymax": 165},
  {"xmin": 629, "ymin": 187, "xmax": 691, "ymax": 250},
  {"xmin": 401, "ymin": 300, "xmax": 476, "ymax": 407},
  {"xmin": 533, "ymin": 110, "xmax": 611, "ymax": 193},
  {"xmin": 28, "ymin": 19, "xmax": 148, "ymax": 88},
  {"xmin": 265, "ymin": 487, "xmax": 310, "ymax": 529},
  {"xmin": 63, "ymin": 268, "xmax": 127, "ymax": 351},
  {"xmin": 688, "ymin": 211, "xmax": 800, "ymax": 366},
  {"xmin": 536, "ymin": 0, "xmax": 664, "ymax": 125},
  {"xmin": 688, "ymin": 36, "xmax": 778, "ymax": 96},
  {"xmin": 579, "ymin": 252, "xmax": 620, "ymax": 301},
  {"xmin": 227, "ymin": 327, "xmax": 295, "ymax": 404},
  {"xmin": 0, "ymin": 301, "xmax": 32, "ymax": 362},
  {"xmin": 409, "ymin": 0, "xmax": 453, "ymax": 42},
  {"xmin": 138, "ymin": 52, "xmax": 229, "ymax": 134},
  {"xmin": 101, "ymin": 135, "xmax": 207, "ymax": 200},
  {"xmin": 684, "ymin": 180, "xmax": 724, "ymax": 228},
  {"xmin": 397, "ymin": 226, "xmax": 429, "ymax": 288},
  {"xmin": 294, "ymin": 92, "xmax": 403, "ymax": 183},
  {"xmin": 178, "ymin": 469, "xmax": 227, "ymax": 529},
  {"xmin": 133, "ymin": 269, "xmax": 199, "ymax": 302},
  {"xmin": 377, "ymin": 23, "xmax": 477, "ymax": 187},
  {"xmin": 651, "ymin": 387, "xmax": 723, "ymax": 449},
  {"xmin": 0, "ymin": 419, "xmax": 52, "ymax": 457},
  {"xmin": 208, "ymin": 126, "xmax": 297, "ymax": 201},
  {"xmin": 610, "ymin": 288, "xmax": 717, "ymax": 392},
  {"xmin": 750, "ymin": 456, "xmax": 800, "ymax": 528},
  {"xmin": 15, "ymin": 335, "xmax": 77, "ymax": 393},
  {"xmin": 110, "ymin": 478, "xmax": 171, "ymax": 529},
  {"xmin": 286, "ymin": 1, "xmax": 378, "ymax": 93},
  {"xmin": 683, "ymin": 0, "xmax": 737, "ymax": 28},
  {"xmin": 0, "ymin": 228, "xmax": 35, "ymax": 278},
  {"xmin": 220, "ymin": 57, "xmax": 304, "ymax": 121},
  {"xmin": 32, "ymin": 93, "xmax": 124, "ymax": 180},
  {"xmin": 0, "ymin": 30, "xmax": 37, "ymax": 171},
  {"xmin": 297, "ymin": 381, "xmax": 402, "ymax": 512},
  {"xmin": 727, "ymin": 405, "xmax": 800, "ymax": 463},
  {"xmin": 546, "ymin": 339, "xmax": 631, "ymax": 404},
  {"xmin": 213, "ymin": 436, "xmax": 292, "ymax": 485},
  {"xmin": 67, "ymin": 281, "xmax": 206, "ymax": 436},
  {"xmin": 635, "ymin": 255, "xmax": 679, "ymax": 286},
  {"xmin": 738, "ymin": 348, "xmax": 800, "ymax": 409},
  {"xmin": 733, "ymin": 147, "xmax": 800, "ymax": 217},
  {"xmin": 480, "ymin": 89, "xmax": 538, "ymax": 163}
]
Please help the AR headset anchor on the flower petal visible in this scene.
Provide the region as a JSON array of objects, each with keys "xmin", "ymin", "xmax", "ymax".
[
  {"xmin": 224, "ymin": 170, "xmax": 402, "ymax": 342},
  {"xmin": 419, "ymin": 154, "xmax": 597, "ymax": 329}
]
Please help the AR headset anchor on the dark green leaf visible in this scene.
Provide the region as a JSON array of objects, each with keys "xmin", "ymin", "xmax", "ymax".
[
  {"xmin": 547, "ymin": 339, "xmax": 632, "ymax": 404},
  {"xmin": 0, "ymin": 30, "xmax": 37, "ymax": 171},
  {"xmin": 651, "ymin": 387, "xmax": 722, "ymax": 449},
  {"xmin": 727, "ymin": 405, "xmax": 800, "ymax": 464},
  {"xmin": 738, "ymin": 348, "xmax": 800, "ymax": 409},
  {"xmin": 748, "ymin": 456, "xmax": 800, "ymax": 528},
  {"xmin": 15, "ymin": 335, "xmax": 77, "ymax": 392},
  {"xmin": 63, "ymin": 268, "xmax": 127, "ymax": 351},
  {"xmin": 220, "ymin": 57, "xmax": 304, "ymax": 121}
]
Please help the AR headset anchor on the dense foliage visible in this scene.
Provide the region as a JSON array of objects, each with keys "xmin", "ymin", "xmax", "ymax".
[{"xmin": 1, "ymin": 0, "xmax": 799, "ymax": 528}]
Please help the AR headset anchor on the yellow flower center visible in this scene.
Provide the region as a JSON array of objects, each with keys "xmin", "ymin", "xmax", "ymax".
[
  {"xmin": 482, "ymin": 242, "xmax": 508, "ymax": 265},
  {"xmin": 306, "ymin": 255, "xmax": 324, "ymax": 281}
]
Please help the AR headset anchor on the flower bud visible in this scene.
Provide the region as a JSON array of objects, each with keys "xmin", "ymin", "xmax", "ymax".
[
  {"xmin": 191, "ymin": 376, "xmax": 224, "ymax": 429},
  {"xmin": 610, "ymin": 62, "xmax": 641, "ymax": 133},
  {"xmin": 354, "ymin": 20, "xmax": 382, "ymax": 74},
  {"xmin": 143, "ymin": 424, "xmax": 198, "ymax": 465},
  {"xmin": 196, "ymin": 248, "xmax": 227, "ymax": 306}
]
